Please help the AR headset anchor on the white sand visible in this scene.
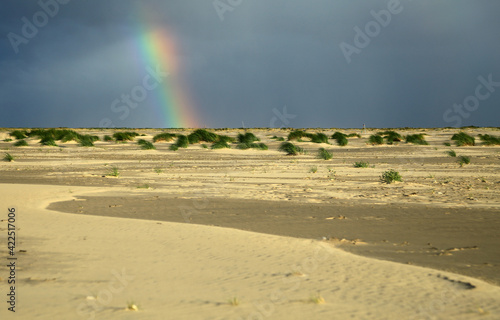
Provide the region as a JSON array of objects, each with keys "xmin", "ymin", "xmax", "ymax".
[{"xmin": 1, "ymin": 183, "xmax": 500, "ymax": 319}]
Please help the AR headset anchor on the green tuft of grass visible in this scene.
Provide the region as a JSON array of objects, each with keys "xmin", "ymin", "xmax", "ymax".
[
  {"xmin": 136, "ymin": 184, "xmax": 150, "ymax": 189},
  {"xmin": 287, "ymin": 130, "xmax": 307, "ymax": 141},
  {"xmin": 317, "ymin": 148, "xmax": 333, "ymax": 160},
  {"xmin": 107, "ymin": 166, "xmax": 120, "ymax": 177},
  {"xmin": 478, "ymin": 134, "xmax": 500, "ymax": 145},
  {"xmin": 174, "ymin": 135, "xmax": 189, "ymax": 148},
  {"xmin": 446, "ymin": 150, "xmax": 457, "ymax": 157},
  {"xmin": 211, "ymin": 141, "xmax": 231, "ymax": 149},
  {"xmin": 405, "ymin": 134, "xmax": 429, "ymax": 145},
  {"xmin": 217, "ymin": 135, "xmax": 235, "ymax": 143},
  {"xmin": 189, "ymin": 129, "xmax": 218, "ymax": 143},
  {"xmin": 3, "ymin": 153, "xmax": 14, "ymax": 162},
  {"xmin": 309, "ymin": 166, "xmax": 318, "ymax": 173},
  {"xmin": 104, "ymin": 135, "xmax": 113, "ymax": 142},
  {"xmin": 113, "ymin": 131, "xmax": 139, "ymax": 142},
  {"xmin": 368, "ymin": 134, "xmax": 384, "ymax": 145},
  {"xmin": 169, "ymin": 144, "xmax": 179, "ymax": 151},
  {"xmin": 451, "ymin": 132, "xmax": 475, "ymax": 146},
  {"xmin": 9, "ymin": 130, "xmax": 27, "ymax": 140},
  {"xmin": 3, "ymin": 138, "xmax": 13, "ymax": 142},
  {"xmin": 331, "ymin": 132, "xmax": 348, "ymax": 146},
  {"xmin": 310, "ymin": 133, "xmax": 329, "ymax": 144},
  {"xmin": 309, "ymin": 293, "xmax": 325, "ymax": 304},
  {"xmin": 153, "ymin": 132, "xmax": 176, "ymax": 142},
  {"xmin": 237, "ymin": 132, "xmax": 260, "ymax": 144},
  {"xmin": 443, "ymin": 142, "xmax": 451, "ymax": 146},
  {"xmin": 354, "ymin": 161, "xmax": 369, "ymax": 168},
  {"xmin": 458, "ymin": 155, "xmax": 471, "ymax": 167},
  {"xmin": 380, "ymin": 130, "xmax": 402, "ymax": 144},
  {"xmin": 13, "ymin": 139, "xmax": 28, "ymax": 147},
  {"xmin": 201, "ymin": 144, "xmax": 208, "ymax": 149},
  {"xmin": 347, "ymin": 133, "xmax": 361, "ymax": 138},
  {"xmin": 279, "ymin": 142, "xmax": 304, "ymax": 156},
  {"xmin": 137, "ymin": 139, "xmax": 156, "ymax": 150},
  {"xmin": 380, "ymin": 169, "xmax": 402, "ymax": 184},
  {"xmin": 270, "ymin": 135, "xmax": 285, "ymax": 141},
  {"xmin": 40, "ymin": 137, "xmax": 57, "ymax": 146},
  {"xmin": 77, "ymin": 135, "xmax": 97, "ymax": 147},
  {"xmin": 154, "ymin": 168, "xmax": 163, "ymax": 174}
]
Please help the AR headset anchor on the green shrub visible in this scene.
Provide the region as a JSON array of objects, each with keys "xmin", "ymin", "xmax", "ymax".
[
  {"xmin": 153, "ymin": 133, "xmax": 176, "ymax": 142},
  {"xmin": 380, "ymin": 169, "xmax": 402, "ymax": 184},
  {"xmin": 40, "ymin": 137, "xmax": 57, "ymax": 146},
  {"xmin": 331, "ymin": 132, "xmax": 348, "ymax": 146},
  {"xmin": 217, "ymin": 135, "xmax": 235, "ymax": 143},
  {"xmin": 187, "ymin": 133, "xmax": 200, "ymax": 144},
  {"xmin": 237, "ymin": 132, "xmax": 260, "ymax": 144},
  {"xmin": 443, "ymin": 142, "xmax": 451, "ymax": 146},
  {"xmin": 279, "ymin": 142, "xmax": 303, "ymax": 155},
  {"xmin": 368, "ymin": 134, "xmax": 384, "ymax": 145},
  {"xmin": 78, "ymin": 135, "xmax": 95, "ymax": 147},
  {"xmin": 137, "ymin": 139, "xmax": 156, "ymax": 150},
  {"xmin": 380, "ymin": 131, "xmax": 402, "ymax": 144},
  {"xmin": 451, "ymin": 132, "xmax": 475, "ymax": 146},
  {"xmin": 104, "ymin": 135, "xmax": 113, "ymax": 141},
  {"xmin": 189, "ymin": 129, "xmax": 218, "ymax": 143},
  {"xmin": 354, "ymin": 161, "xmax": 369, "ymax": 168},
  {"xmin": 446, "ymin": 150, "xmax": 457, "ymax": 157},
  {"xmin": 211, "ymin": 141, "xmax": 231, "ymax": 149},
  {"xmin": 458, "ymin": 155, "xmax": 470, "ymax": 167},
  {"xmin": 347, "ymin": 133, "xmax": 361, "ymax": 138},
  {"xmin": 169, "ymin": 144, "xmax": 179, "ymax": 151},
  {"xmin": 9, "ymin": 130, "xmax": 27, "ymax": 140},
  {"xmin": 108, "ymin": 166, "xmax": 120, "ymax": 177},
  {"xmin": 317, "ymin": 148, "xmax": 333, "ymax": 160},
  {"xmin": 478, "ymin": 134, "xmax": 500, "ymax": 145},
  {"xmin": 13, "ymin": 139, "xmax": 28, "ymax": 147},
  {"xmin": 3, "ymin": 139, "xmax": 13, "ymax": 142},
  {"xmin": 113, "ymin": 131, "xmax": 139, "ymax": 141},
  {"xmin": 405, "ymin": 134, "xmax": 429, "ymax": 145},
  {"xmin": 310, "ymin": 133, "xmax": 329, "ymax": 144},
  {"xmin": 174, "ymin": 135, "xmax": 189, "ymax": 148},
  {"xmin": 201, "ymin": 144, "xmax": 208, "ymax": 149},
  {"xmin": 3, "ymin": 153, "xmax": 14, "ymax": 162},
  {"xmin": 287, "ymin": 130, "xmax": 307, "ymax": 141}
]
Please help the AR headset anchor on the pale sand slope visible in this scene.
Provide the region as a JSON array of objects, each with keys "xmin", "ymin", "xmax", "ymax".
[{"xmin": 1, "ymin": 184, "xmax": 500, "ymax": 320}]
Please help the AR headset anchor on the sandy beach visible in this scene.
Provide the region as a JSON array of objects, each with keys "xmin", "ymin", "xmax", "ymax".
[{"xmin": 1, "ymin": 127, "xmax": 500, "ymax": 319}]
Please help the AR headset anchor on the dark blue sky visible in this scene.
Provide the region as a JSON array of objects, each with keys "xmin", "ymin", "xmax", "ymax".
[{"xmin": 1, "ymin": 0, "xmax": 499, "ymax": 128}]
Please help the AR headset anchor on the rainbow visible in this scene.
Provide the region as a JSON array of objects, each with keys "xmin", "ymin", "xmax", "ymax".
[{"xmin": 137, "ymin": 26, "xmax": 200, "ymax": 128}]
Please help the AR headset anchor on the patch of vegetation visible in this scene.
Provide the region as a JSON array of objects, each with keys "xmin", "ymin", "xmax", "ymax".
[
  {"xmin": 103, "ymin": 135, "xmax": 113, "ymax": 142},
  {"xmin": 174, "ymin": 135, "xmax": 189, "ymax": 148},
  {"xmin": 354, "ymin": 161, "xmax": 369, "ymax": 168},
  {"xmin": 113, "ymin": 131, "xmax": 139, "ymax": 142},
  {"xmin": 3, "ymin": 139, "xmax": 13, "ymax": 142},
  {"xmin": 380, "ymin": 169, "xmax": 402, "ymax": 184},
  {"xmin": 217, "ymin": 135, "xmax": 235, "ymax": 143},
  {"xmin": 201, "ymin": 144, "xmax": 208, "ymax": 149},
  {"xmin": 368, "ymin": 134, "xmax": 384, "ymax": 145},
  {"xmin": 451, "ymin": 132, "xmax": 475, "ymax": 146},
  {"xmin": 189, "ymin": 129, "xmax": 218, "ymax": 143},
  {"xmin": 107, "ymin": 166, "xmax": 120, "ymax": 177},
  {"xmin": 237, "ymin": 132, "xmax": 260, "ymax": 144},
  {"xmin": 78, "ymin": 134, "xmax": 99, "ymax": 147},
  {"xmin": 3, "ymin": 153, "xmax": 14, "ymax": 162},
  {"xmin": 458, "ymin": 155, "xmax": 471, "ymax": 167},
  {"xmin": 446, "ymin": 150, "xmax": 457, "ymax": 157},
  {"xmin": 270, "ymin": 135, "xmax": 285, "ymax": 141},
  {"xmin": 278, "ymin": 142, "xmax": 304, "ymax": 155},
  {"xmin": 443, "ymin": 142, "xmax": 451, "ymax": 146},
  {"xmin": 347, "ymin": 133, "xmax": 361, "ymax": 138},
  {"xmin": 310, "ymin": 133, "xmax": 329, "ymax": 144},
  {"xmin": 405, "ymin": 134, "xmax": 429, "ymax": 145},
  {"xmin": 169, "ymin": 144, "xmax": 179, "ymax": 151},
  {"xmin": 9, "ymin": 130, "xmax": 27, "ymax": 140},
  {"xmin": 40, "ymin": 137, "xmax": 57, "ymax": 146},
  {"xmin": 309, "ymin": 293, "xmax": 325, "ymax": 304},
  {"xmin": 137, "ymin": 139, "xmax": 156, "ymax": 150},
  {"xmin": 136, "ymin": 184, "xmax": 150, "ymax": 189},
  {"xmin": 287, "ymin": 130, "xmax": 307, "ymax": 141},
  {"xmin": 380, "ymin": 130, "xmax": 402, "ymax": 144},
  {"xmin": 211, "ymin": 141, "xmax": 231, "ymax": 149},
  {"xmin": 317, "ymin": 148, "xmax": 333, "ymax": 160},
  {"xmin": 13, "ymin": 139, "xmax": 28, "ymax": 147},
  {"xmin": 309, "ymin": 166, "xmax": 318, "ymax": 173},
  {"xmin": 478, "ymin": 134, "xmax": 500, "ymax": 145},
  {"xmin": 153, "ymin": 132, "xmax": 176, "ymax": 142},
  {"xmin": 331, "ymin": 132, "xmax": 348, "ymax": 146}
]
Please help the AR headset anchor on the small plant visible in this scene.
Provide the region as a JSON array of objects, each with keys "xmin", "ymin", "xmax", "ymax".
[
  {"xmin": 40, "ymin": 137, "xmax": 57, "ymax": 146},
  {"xmin": 137, "ymin": 184, "xmax": 150, "ymax": 189},
  {"xmin": 380, "ymin": 130, "xmax": 402, "ymax": 144},
  {"xmin": 347, "ymin": 133, "xmax": 361, "ymax": 138},
  {"xmin": 154, "ymin": 168, "xmax": 164, "ymax": 174},
  {"xmin": 446, "ymin": 150, "xmax": 457, "ymax": 157},
  {"xmin": 217, "ymin": 135, "xmax": 235, "ymax": 143},
  {"xmin": 104, "ymin": 135, "xmax": 113, "ymax": 141},
  {"xmin": 451, "ymin": 132, "xmax": 475, "ymax": 146},
  {"xmin": 478, "ymin": 134, "xmax": 500, "ymax": 145},
  {"xmin": 368, "ymin": 134, "xmax": 384, "ymax": 145},
  {"xmin": 405, "ymin": 134, "xmax": 429, "ymax": 145},
  {"xmin": 309, "ymin": 293, "xmax": 325, "ymax": 304},
  {"xmin": 108, "ymin": 166, "xmax": 120, "ymax": 177},
  {"xmin": 9, "ymin": 130, "xmax": 27, "ymax": 140},
  {"xmin": 278, "ymin": 142, "xmax": 303, "ymax": 155},
  {"xmin": 331, "ymin": 132, "xmax": 348, "ymax": 146},
  {"xmin": 270, "ymin": 135, "xmax": 285, "ymax": 141},
  {"xmin": 211, "ymin": 141, "xmax": 231, "ymax": 149},
  {"xmin": 189, "ymin": 129, "xmax": 218, "ymax": 143},
  {"xmin": 113, "ymin": 131, "xmax": 139, "ymax": 142},
  {"xmin": 169, "ymin": 144, "xmax": 179, "ymax": 151},
  {"xmin": 78, "ymin": 135, "xmax": 97, "ymax": 147},
  {"xmin": 380, "ymin": 169, "xmax": 402, "ymax": 184},
  {"xmin": 309, "ymin": 166, "xmax": 318, "ymax": 173},
  {"xmin": 174, "ymin": 135, "xmax": 189, "ymax": 148},
  {"xmin": 317, "ymin": 148, "xmax": 333, "ymax": 160},
  {"xmin": 443, "ymin": 142, "xmax": 451, "ymax": 146},
  {"xmin": 228, "ymin": 297, "xmax": 240, "ymax": 306},
  {"xmin": 3, "ymin": 138, "xmax": 13, "ymax": 142},
  {"xmin": 237, "ymin": 132, "xmax": 260, "ymax": 144},
  {"xmin": 201, "ymin": 144, "xmax": 208, "ymax": 149},
  {"xmin": 3, "ymin": 153, "xmax": 14, "ymax": 162},
  {"xmin": 310, "ymin": 133, "xmax": 329, "ymax": 144},
  {"xmin": 13, "ymin": 140, "xmax": 28, "ymax": 147},
  {"xmin": 287, "ymin": 130, "xmax": 307, "ymax": 141},
  {"xmin": 137, "ymin": 139, "xmax": 156, "ymax": 150},
  {"xmin": 152, "ymin": 132, "xmax": 176, "ymax": 142},
  {"xmin": 354, "ymin": 161, "xmax": 369, "ymax": 168},
  {"xmin": 458, "ymin": 155, "xmax": 470, "ymax": 167}
]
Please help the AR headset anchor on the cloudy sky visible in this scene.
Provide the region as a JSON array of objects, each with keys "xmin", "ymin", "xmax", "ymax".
[{"xmin": 1, "ymin": 0, "xmax": 499, "ymax": 129}]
